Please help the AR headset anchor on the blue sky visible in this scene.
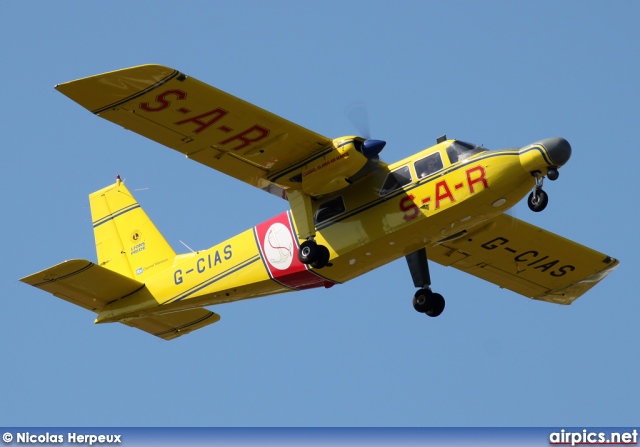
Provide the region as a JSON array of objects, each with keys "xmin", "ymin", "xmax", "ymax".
[{"xmin": 2, "ymin": 1, "xmax": 638, "ymax": 427}]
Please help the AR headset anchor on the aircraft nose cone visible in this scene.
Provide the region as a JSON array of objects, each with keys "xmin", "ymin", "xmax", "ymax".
[
  {"xmin": 362, "ymin": 139, "xmax": 386, "ymax": 158},
  {"xmin": 535, "ymin": 137, "xmax": 572, "ymax": 166}
]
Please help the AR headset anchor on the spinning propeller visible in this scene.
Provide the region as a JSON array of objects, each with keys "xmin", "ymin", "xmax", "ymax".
[{"xmin": 345, "ymin": 102, "xmax": 386, "ymax": 162}]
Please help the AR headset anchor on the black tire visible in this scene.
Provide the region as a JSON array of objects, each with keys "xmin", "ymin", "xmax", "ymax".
[
  {"xmin": 413, "ymin": 289, "xmax": 429, "ymax": 313},
  {"xmin": 425, "ymin": 293, "xmax": 445, "ymax": 317},
  {"xmin": 298, "ymin": 240, "xmax": 318, "ymax": 264},
  {"xmin": 413, "ymin": 289, "xmax": 445, "ymax": 317},
  {"xmin": 310, "ymin": 245, "xmax": 330, "ymax": 269},
  {"xmin": 527, "ymin": 189, "xmax": 548, "ymax": 212}
]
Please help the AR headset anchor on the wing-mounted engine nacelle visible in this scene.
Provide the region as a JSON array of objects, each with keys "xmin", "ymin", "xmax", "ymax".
[{"xmin": 301, "ymin": 136, "xmax": 385, "ymax": 196}]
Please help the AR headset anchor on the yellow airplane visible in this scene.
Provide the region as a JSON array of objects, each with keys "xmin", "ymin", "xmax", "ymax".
[{"xmin": 21, "ymin": 65, "xmax": 619, "ymax": 340}]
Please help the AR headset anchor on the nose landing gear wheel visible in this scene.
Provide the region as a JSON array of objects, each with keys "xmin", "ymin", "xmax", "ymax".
[
  {"xmin": 413, "ymin": 289, "xmax": 445, "ymax": 317},
  {"xmin": 527, "ymin": 189, "xmax": 548, "ymax": 212}
]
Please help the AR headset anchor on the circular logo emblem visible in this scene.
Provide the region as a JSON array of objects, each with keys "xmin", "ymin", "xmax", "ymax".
[
  {"xmin": 263, "ymin": 223, "xmax": 294, "ymax": 271},
  {"xmin": 130, "ymin": 230, "xmax": 141, "ymax": 243}
]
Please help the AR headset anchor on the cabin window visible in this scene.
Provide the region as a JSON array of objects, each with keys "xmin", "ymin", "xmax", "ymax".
[
  {"xmin": 446, "ymin": 140, "xmax": 488, "ymax": 164},
  {"xmin": 414, "ymin": 152, "xmax": 444, "ymax": 179},
  {"xmin": 380, "ymin": 165, "xmax": 412, "ymax": 196},
  {"xmin": 315, "ymin": 196, "xmax": 346, "ymax": 224}
]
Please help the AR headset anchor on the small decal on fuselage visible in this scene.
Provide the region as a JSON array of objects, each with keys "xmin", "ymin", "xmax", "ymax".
[
  {"xmin": 399, "ymin": 165, "xmax": 489, "ymax": 221},
  {"xmin": 254, "ymin": 212, "xmax": 336, "ymax": 290},
  {"xmin": 173, "ymin": 245, "xmax": 233, "ymax": 285},
  {"xmin": 263, "ymin": 222, "xmax": 294, "ymax": 271}
]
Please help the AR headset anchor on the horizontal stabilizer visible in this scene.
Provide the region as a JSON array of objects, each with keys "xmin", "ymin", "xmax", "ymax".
[
  {"xmin": 21, "ymin": 260, "xmax": 221, "ymax": 339},
  {"xmin": 123, "ymin": 309, "xmax": 220, "ymax": 340},
  {"xmin": 20, "ymin": 259, "xmax": 144, "ymax": 312}
]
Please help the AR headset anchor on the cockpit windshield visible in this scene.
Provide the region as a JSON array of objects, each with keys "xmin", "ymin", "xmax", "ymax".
[{"xmin": 445, "ymin": 141, "xmax": 488, "ymax": 164}]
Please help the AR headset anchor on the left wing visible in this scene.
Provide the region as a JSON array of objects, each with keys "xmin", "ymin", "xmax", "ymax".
[
  {"xmin": 428, "ymin": 214, "xmax": 619, "ymax": 304},
  {"xmin": 55, "ymin": 65, "xmax": 333, "ymax": 198}
]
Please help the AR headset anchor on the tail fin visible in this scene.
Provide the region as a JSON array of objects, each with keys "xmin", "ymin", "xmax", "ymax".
[{"xmin": 90, "ymin": 177, "xmax": 176, "ymax": 281}]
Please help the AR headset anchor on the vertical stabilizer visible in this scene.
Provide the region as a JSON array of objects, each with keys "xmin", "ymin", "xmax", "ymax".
[{"xmin": 89, "ymin": 178, "xmax": 176, "ymax": 281}]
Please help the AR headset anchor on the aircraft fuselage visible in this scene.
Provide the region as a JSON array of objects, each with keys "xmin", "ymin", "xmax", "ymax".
[{"xmin": 95, "ymin": 140, "xmax": 549, "ymax": 324}]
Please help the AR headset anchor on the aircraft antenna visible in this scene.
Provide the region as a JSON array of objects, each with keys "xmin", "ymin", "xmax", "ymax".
[{"xmin": 179, "ymin": 240, "xmax": 196, "ymax": 253}]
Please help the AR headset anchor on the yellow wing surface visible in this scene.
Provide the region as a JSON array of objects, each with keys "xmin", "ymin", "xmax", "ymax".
[
  {"xmin": 56, "ymin": 65, "xmax": 333, "ymax": 198},
  {"xmin": 428, "ymin": 214, "xmax": 619, "ymax": 304},
  {"xmin": 21, "ymin": 259, "xmax": 144, "ymax": 312},
  {"xmin": 20, "ymin": 260, "xmax": 219, "ymax": 340}
]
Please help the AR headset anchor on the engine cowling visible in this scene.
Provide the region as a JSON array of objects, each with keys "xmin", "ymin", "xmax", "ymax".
[{"xmin": 301, "ymin": 137, "xmax": 385, "ymax": 196}]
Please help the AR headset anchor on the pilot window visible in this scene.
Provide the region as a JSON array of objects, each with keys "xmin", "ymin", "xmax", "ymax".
[
  {"xmin": 446, "ymin": 141, "xmax": 488, "ymax": 164},
  {"xmin": 315, "ymin": 196, "xmax": 346, "ymax": 224},
  {"xmin": 380, "ymin": 165, "xmax": 412, "ymax": 196},
  {"xmin": 414, "ymin": 152, "xmax": 444, "ymax": 179}
]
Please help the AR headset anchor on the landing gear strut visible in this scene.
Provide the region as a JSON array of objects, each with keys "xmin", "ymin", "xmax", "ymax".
[
  {"xmin": 406, "ymin": 248, "xmax": 445, "ymax": 317},
  {"xmin": 527, "ymin": 167, "xmax": 558, "ymax": 212},
  {"xmin": 287, "ymin": 190, "xmax": 331, "ymax": 269},
  {"xmin": 298, "ymin": 239, "xmax": 331, "ymax": 269}
]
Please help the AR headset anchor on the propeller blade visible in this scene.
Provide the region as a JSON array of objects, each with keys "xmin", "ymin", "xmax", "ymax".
[{"xmin": 345, "ymin": 102, "xmax": 370, "ymax": 139}]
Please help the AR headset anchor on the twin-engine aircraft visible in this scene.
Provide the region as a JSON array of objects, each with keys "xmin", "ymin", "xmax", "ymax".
[{"xmin": 21, "ymin": 65, "xmax": 619, "ymax": 340}]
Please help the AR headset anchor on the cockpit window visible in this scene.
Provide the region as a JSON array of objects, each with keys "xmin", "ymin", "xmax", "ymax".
[
  {"xmin": 315, "ymin": 196, "xmax": 346, "ymax": 224},
  {"xmin": 415, "ymin": 152, "xmax": 444, "ymax": 179},
  {"xmin": 446, "ymin": 141, "xmax": 488, "ymax": 164},
  {"xmin": 380, "ymin": 165, "xmax": 412, "ymax": 196}
]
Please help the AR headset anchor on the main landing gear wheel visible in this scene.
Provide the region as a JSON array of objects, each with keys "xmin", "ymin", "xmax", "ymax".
[
  {"xmin": 298, "ymin": 240, "xmax": 331, "ymax": 268},
  {"xmin": 527, "ymin": 189, "xmax": 548, "ymax": 212},
  {"xmin": 311, "ymin": 245, "xmax": 330, "ymax": 269},
  {"xmin": 413, "ymin": 289, "xmax": 445, "ymax": 317},
  {"xmin": 298, "ymin": 240, "xmax": 318, "ymax": 264}
]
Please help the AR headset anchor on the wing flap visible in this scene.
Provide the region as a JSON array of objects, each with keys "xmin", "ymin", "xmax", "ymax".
[
  {"xmin": 123, "ymin": 309, "xmax": 220, "ymax": 340},
  {"xmin": 56, "ymin": 65, "xmax": 332, "ymax": 196},
  {"xmin": 429, "ymin": 214, "xmax": 619, "ymax": 304},
  {"xmin": 20, "ymin": 259, "xmax": 144, "ymax": 312}
]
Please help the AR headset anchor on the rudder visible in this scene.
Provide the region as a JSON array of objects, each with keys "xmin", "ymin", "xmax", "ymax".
[{"xmin": 90, "ymin": 177, "xmax": 176, "ymax": 281}]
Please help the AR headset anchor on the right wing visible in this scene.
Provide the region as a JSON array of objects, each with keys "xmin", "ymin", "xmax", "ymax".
[
  {"xmin": 428, "ymin": 214, "xmax": 619, "ymax": 305},
  {"xmin": 55, "ymin": 65, "xmax": 334, "ymax": 198}
]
